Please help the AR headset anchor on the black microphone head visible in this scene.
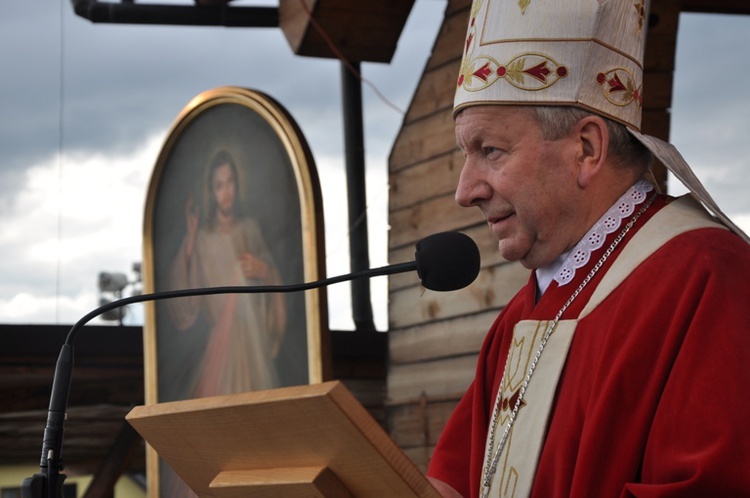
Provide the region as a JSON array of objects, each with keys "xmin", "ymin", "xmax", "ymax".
[{"xmin": 415, "ymin": 231, "xmax": 481, "ymax": 291}]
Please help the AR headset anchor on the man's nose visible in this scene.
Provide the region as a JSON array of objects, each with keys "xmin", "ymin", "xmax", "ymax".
[{"xmin": 455, "ymin": 158, "xmax": 490, "ymax": 208}]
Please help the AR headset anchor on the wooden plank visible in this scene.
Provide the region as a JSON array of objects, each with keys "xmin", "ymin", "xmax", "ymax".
[
  {"xmin": 389, "ymin": 262, "xmax": 530, "ymax": 329},
  {"xmin": 401, "ymin": 447, "xmax": 430, "ymax": 474},
  {"xmin": 389, "ymin": 224, "xmax": 502, "ymax": 260},
  {"xmin": 389, "ymin": 109, "xmax": 456, "ymax": 171},
  {"xmin": 647, "ymin": 0, "xmax": 681, "ymax": 35},
  {"xmin": 404, "ymin": 60, "xmax": 462, "ymax": 124},
  {"xmin": 641, "ymin": 108, "xmax": 671, "ymax": 192},
  {"xmin": 389, "ymin": 148, "xmax": 462, "ymax": 210},
  {"xmin": 389, "ymin": 192, "xmax": 484, "ymax": 249},
  {"xmin": 390, "ymin": 223, "xmax": 503, "ymax": 265},
  {"xmin": 8, "ymin": 405, "xmax": 136, "ymax": 469},
  {"xmin": 388, "ymin": 224, "xmax": 504, "ymax": 291},
  {"xmin": 397, "ymin": 0, "xmax": 470, "ymax": 128},
  {"xmin": 340, "ymin": 378, "xmax": 385, "ymax": 410},
  {"xmin": 387, "ymin": 355, "xmax": 477, "ymax": 405},
  {"xmin": 445, "ymin": 0, "xmax": 473, "ymax": 16},
  {"xmin": 642, "ymin": 71, "xmax": 674, "ymax": 111},
  {"xmin": 386, "ymin": 0, "xmax": 479, "ymax": 348},
  {"xmin": 389, "ymin": 403, "xmax": 431, "ymax": 450},
  {"xmin": 643, "ymin": 32, "xmax": 678, "ymax": 72},
  {"xmin": 424, "ymin": 2, "xmax": 470, "ymax": 72},
  {"xmin": 425, "ymin": 401, "xmax": 460, "ymax": 445},
  {"xmin": 681, "ymin": 0, "xmax": 750, "ymax": 15},
  {"xmin": 389, "ymin": 309, "xmax": 499, "ymax": 364},
  {"xmin": 387, "ymin": 400, "xmax": 461, "ymax": 449},
  {"xmin": 643, "ymin": 1, "xmax": 680, "ymax": 72},
  {"xmin": 127, "ymin": 382, "xmax": 441, "ymax": 498},
  {"xmin": 82, "ymin": 421, "xmax": 142, "ymax": 498},
  {"xmin": 209, "ymin": 467, "xmax": 352, "ymax": 498},
  {"xmin": 641, "ymin": 109, "xmax": 671, "ymax": 141},
  {"xmin": 278, "ymin": 0, "xmax": 416, "ymax": 63}
]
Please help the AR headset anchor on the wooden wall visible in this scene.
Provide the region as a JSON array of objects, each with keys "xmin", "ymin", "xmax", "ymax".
[
  {"xmin": 384, "ymin": 0, "xmax": 686, "ymax": 472},
  {"xmin": 385, "ymin": 0, "xmax": 530, "ymax": 472}
]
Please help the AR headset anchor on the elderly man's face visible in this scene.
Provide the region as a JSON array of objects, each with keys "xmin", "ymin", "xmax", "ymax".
[{"xmin": 455, "ymin": 106, "xmax": 582, "ymax": 269}]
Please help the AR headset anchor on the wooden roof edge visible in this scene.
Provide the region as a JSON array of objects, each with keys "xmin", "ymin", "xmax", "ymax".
[{"xmin": 680, "ymin": 0, "xmax": 750, "ymax": 16}]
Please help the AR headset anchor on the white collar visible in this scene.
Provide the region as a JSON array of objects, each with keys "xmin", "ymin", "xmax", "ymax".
[
  {"xmin": 535, "ymin": 250, "xmax": 570, "ymax": 296},
  {"xmin": 535, "ymin": 180, "xmax": 654, "ymax": 295}
]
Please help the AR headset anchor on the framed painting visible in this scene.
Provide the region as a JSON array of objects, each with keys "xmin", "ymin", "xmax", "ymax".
[{"xmin": 142, "ymin": 86, "xmax": 329, "ymax": 497}]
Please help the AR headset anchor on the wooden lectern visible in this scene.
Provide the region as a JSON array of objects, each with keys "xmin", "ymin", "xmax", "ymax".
[{"xmin": 126, "ymin": 381, "xmax": 441, "ymax": 497}]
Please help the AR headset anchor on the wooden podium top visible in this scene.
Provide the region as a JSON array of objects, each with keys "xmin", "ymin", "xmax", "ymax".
[{"xmin": 126, "ymin": 381, "xmax": 441, "ymax": 497}]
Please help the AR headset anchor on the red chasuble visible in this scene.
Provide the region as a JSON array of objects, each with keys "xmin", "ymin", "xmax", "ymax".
[{"xmin": 428, "ymin": 194, "xmax": 750, "ymax": 498}]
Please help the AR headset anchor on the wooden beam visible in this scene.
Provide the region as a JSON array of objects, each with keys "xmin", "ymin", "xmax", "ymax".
[
  {"xmin": 82, "ymin": 421, "xmax": 142, "ymax": 498},
  {"xmin": 278, "ymin": 0, "xmax": 416, "ymax": 62},
  {"xmin": 642, "ymin": 0, "xmax": 682, "ymax": 192},
  {"xmin": 681, "ymin": 0, "xmax": 750, "ymax": 15}
]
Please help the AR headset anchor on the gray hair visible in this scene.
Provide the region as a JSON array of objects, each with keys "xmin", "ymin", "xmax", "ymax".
[{"xmin": 528, "ymin": 106, "xmax": 653, "ymax": 170}]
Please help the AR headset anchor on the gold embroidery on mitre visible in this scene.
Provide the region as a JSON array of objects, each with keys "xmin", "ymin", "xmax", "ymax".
[
  {"xmin": 519, "ymin": 0, "xmax": 531, "ymax": 14},
  {"xmin": 458, "ymin": 56, "xmax": 498, "ymax": 90},
  {"xmin": 459, "ymin": 53, "xmax": 569, "ymax": 92},
  {"xmin": 457, "ymin": 0, "xmax": 483, "ymax": 87},
  {"xmin": 634, "ymin": 0, "xmax": 646, "ymax": 31},
  {"xmin": 596, "ymin": 68, "xmax": 643, "ymax": 107},
  {"xmin": 470, "ymin": 0, "xmax": 483, "ymax": 21}
]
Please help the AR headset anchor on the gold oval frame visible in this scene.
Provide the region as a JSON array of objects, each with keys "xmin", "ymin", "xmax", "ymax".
[{"xmin": 141, "ymin": 86, "xmax": 328, "ymax": 497}]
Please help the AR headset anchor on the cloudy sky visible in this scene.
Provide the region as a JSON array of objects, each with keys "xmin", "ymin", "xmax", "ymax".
[{"xmin": 0, "ymin": 3, "xmax": 748, "ymax": 330}]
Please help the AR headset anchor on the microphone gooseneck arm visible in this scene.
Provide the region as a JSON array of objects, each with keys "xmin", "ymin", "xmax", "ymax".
[
  {"xmin": 30, "ymin": 260, "xmax": 419, "ymax": 498},
  {"xmin": 24, "ymin": 231, "xmax": 480, "ymax": 498},
  {"xmin": 63, "ymin": 260, "xmax": 417, "ymax": 345}
]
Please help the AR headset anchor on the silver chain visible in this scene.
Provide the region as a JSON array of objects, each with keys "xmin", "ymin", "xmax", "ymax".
[{"xmin": 480, "ymin": 192, "xmax": 656, "ymax": 498}]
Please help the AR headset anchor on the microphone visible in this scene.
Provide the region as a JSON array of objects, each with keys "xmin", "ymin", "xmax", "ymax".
[
  {"xmin": 22, "ymin": 231, "xmax": 480, "ymax": 498},
  {"xmin": 415, "ymin": 230, "xmax": 480, "ymax": 291}
]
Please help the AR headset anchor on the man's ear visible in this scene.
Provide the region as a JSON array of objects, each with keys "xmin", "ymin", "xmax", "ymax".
[{"xmin": 574, "ymin": 116, "xmax": 609, "ymax": 188}]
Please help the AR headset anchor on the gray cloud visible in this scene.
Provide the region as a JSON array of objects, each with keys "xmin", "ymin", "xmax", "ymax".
[
  {"xmin": 8, "ymin": 3, "xmax": 746, "ymax": 325},
  {"xmin": 0, "ymin": 0, "xmax": 446, "ymax": 325},
  {"xmin": 670, "ymin": 13, "xmax": 750, "ymax": 219}
]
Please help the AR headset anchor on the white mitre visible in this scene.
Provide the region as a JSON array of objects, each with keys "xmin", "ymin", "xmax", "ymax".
[{"xmin": 454, "ymin": 0, "xmax": 749, "ymax": 243}]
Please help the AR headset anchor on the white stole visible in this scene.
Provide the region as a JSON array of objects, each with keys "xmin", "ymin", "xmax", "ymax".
[{"xmin": 483, "ymin": 195, "xmax": 724, "ymax": 498}]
